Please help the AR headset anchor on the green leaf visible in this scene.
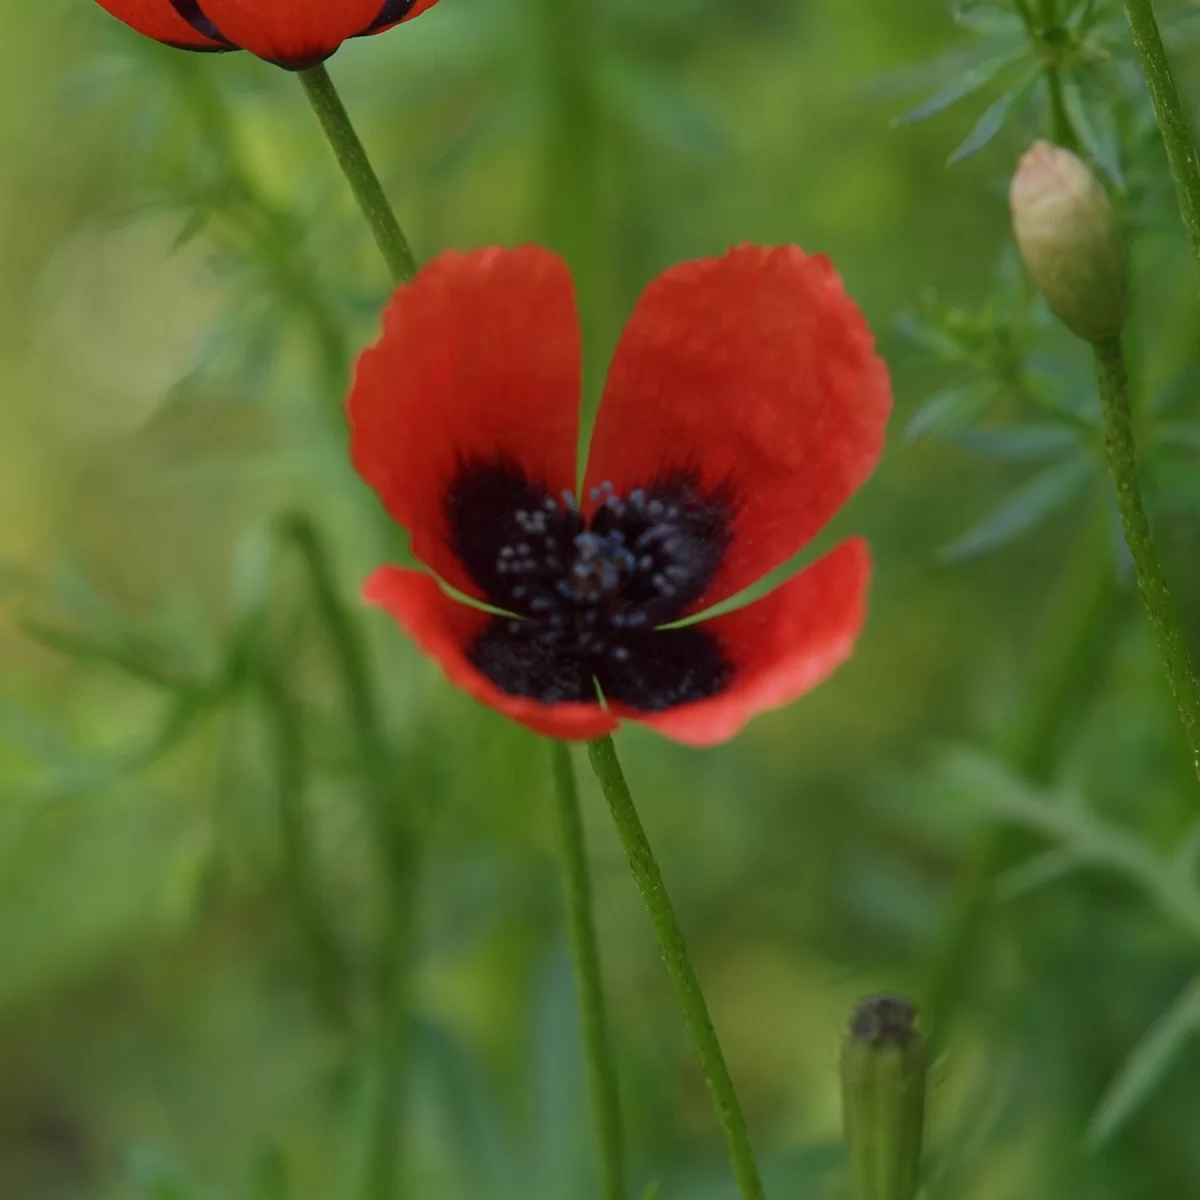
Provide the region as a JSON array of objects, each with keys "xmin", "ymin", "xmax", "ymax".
[
  {"xmin": 997, "ymin": 847, "xmax": 1085, "ymax": 900},
  {"xmin": 1061, "ymin": 70, "xmax": 1125, "ymax": 188},
  {"xmin": 893, "ymin": 45, "xmax": 1027, "ymax": 125},
  {"xmin": 938, "ymin": 454, "xmax": 1095, "ymax": 562},
  {"xmin": 893, "ymin": 313, "xmax": 968, "ymax": 363},
  {"xmin": 19, "ymin": 618, "xmax": 191, "ymax": 691},
  {"xmin": 1088, "ymin": 975, "xmax": 1200, "ymax": 1148},
  {"xmin": 905, "ymin": 383, "xmax": 992, "ymax": 440},
  {"xmin": 953, "ymin": 2, "xmax": 1026, "ymax": 35},
  {"xmin": 952, "ymin": 424, "xmax": 1083, "ymax": 460},
  {"xmin": 948, "ymin": 62, "xmax": 1040, "ymax": 163}
]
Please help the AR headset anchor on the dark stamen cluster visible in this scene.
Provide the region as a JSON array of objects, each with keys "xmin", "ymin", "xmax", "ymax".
[{"xmin": 446, "ymin": 457, "xmax": 734, "ymax": 710}]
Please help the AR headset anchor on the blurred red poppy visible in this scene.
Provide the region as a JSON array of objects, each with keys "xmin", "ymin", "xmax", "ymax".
[
  {"xmin": 349, "ymin": 246, "xmax": 892, "ymax": 746},
  {"xmin": 93, "ymin": 0, "xmax": 441, "ymax": 68}
]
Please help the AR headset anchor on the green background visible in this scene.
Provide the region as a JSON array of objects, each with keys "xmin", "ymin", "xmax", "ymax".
[{"xmin": 3, "ymin": 1, "xmax": 1200, "ymax": 1197}]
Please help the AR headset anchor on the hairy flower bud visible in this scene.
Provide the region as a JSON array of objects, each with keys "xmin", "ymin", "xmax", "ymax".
[
  {"xmin": 1010, "ymin": 141, "xmax": 1127, "ymax": 343},
  {"xmin": 841, "ymin": 995, "xmax": 927, "ymax": 1200}
]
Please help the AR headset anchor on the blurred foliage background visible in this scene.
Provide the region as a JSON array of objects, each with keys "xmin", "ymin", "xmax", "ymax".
[{"xmin": 4, "ymin": 0, "xmax": 1200, "ymax": 1197}]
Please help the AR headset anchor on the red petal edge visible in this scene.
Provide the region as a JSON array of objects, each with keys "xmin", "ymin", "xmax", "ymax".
[
  {"xmin": 191, "ymin": 0, "xmax": 383, "ymax": 63},
  {"xmin": 612, "ymin": 539, "xmax": 870, "ymax": 748},
  {"xmin": 94, "ymin": 0, "xmax": 227, "ymax": 47},
  {"xmin": 365, "ymin": 567, "xmax": 617, "ymax": 741},
  {"xmin": 348, "ymin": 247, "xmax": 582, "ymax": 600},
  {"xmin": 585, "ymin": 246, "xmax": 891, "ymax": 609}
]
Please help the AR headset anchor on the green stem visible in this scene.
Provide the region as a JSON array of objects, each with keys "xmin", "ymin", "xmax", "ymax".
[
  {"xmin": 923, "ymin": 509, "xmax": 1127, "ymax": 1047},
  {"xmin": 1123, "ymin": 0, "xmax": 1200, "ymax": 279},
  {"xmin": 257, "ymin": 656, "xmax": 351, "ymax": 1031},
  {"xmin": 278, "ymin": 514, "xmax": 416, "ymax": 1200},
  {"xmin": 1093, "ymin": 337, "xmax": 1200, "ymax": 786},
  {"xmin": 549, "ymin": 742, "xmax": 625, "ymax": 1200},
  {"xmin": 1045, "ymin": 65, "xmax": 1078, "ymax": 151},
  {"xmin": 586, "ymin": 736, "xmax": 764, "ymax": 1200},
  {"xmin": 182, "ymin": 61, "xmax": 349, "ymax": 395},
  {"xmin": 532, "ymin": 0, "xmax": 605, "ymax": 437},
  {"xmin": 297, "ymin": 63, "xmax": 418, "ymax": 285}
]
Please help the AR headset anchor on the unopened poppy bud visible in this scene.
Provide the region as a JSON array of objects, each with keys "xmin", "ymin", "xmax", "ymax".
[
  {"xmin": 1010, "ymin": 141, "xmax": 1127, "ymax": 343},
  {"xmin": 841, "ymin": 995, "xmax": 927, "ymax": 1200}
]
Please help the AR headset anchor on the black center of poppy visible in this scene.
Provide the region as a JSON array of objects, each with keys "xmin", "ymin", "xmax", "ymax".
[
  {"xmin": 446, "ymin": 457, "xmax": 736, "ymax": 711},
  {"xmin": 169, "ymin": 1, "xmax": 233, "ymax": 44},
  {"xmin": 367, "ymin": 0, "xmax": 421, "ymax": 31}
]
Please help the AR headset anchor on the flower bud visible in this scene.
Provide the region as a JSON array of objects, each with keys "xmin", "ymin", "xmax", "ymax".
[
  {"xmin": 1010, "ymin": 141, "xmax": 1127, "ymax": 343},
  {"xmin": 841, "ymin": 995, "xmax": 927, "ymax": 1200}
]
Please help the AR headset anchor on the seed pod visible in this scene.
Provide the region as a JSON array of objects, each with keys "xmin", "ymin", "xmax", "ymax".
[{"xmin": 841, "ymin": 994, "xmax": 927, "ymax": 1200}]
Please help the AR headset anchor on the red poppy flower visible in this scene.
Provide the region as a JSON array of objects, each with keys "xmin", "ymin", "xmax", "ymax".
[
  {"xmin": 350, "ymin": 246, "xmax": 891, "ymax": 746},
  {"xmin": 93, "ymin": 0, "xmax": 441, "ymax": 68}
]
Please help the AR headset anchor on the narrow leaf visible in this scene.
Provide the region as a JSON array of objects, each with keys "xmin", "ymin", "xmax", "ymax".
[
  {"xmin": 20, "ymin": 618, "xmax": 189, "ymax": 691},
  {"xmin": 954, "ymin": 4, "xmax": 1026, "ymax": 34},
  {"xmin": 1061, "ymin": 70, "xmax": 1125, "ymax": 188},
  {"xmin": 997, "ymin": 847, "xmax": 1085, "ymax": 900},
  {"xmin": 894, "ymin": 46, "xmax": 1027, "ymax": 125},
  {"xmin": 948, "ymin": 63, "xmax": 1040, "ymax": 163},
  {"xmin": 905, "ymin": 383, "xmax": 991, "ymax": 440},
  {"xmin": 1088, "ymin": 975, "xmax": 1200, "ymax": 1148},
  {"xmin": 952, "ymin": 424, "xmax": 1082, "ymax": 460},
  {"xmin": 893, "ymin": 313, "xmax": 967, "ymax": 363},
  {"xmin": 938, "ymin": 455, "xmax": 1095, "ymax": 562}
]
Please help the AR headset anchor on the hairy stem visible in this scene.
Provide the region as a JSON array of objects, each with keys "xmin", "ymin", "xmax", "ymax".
[
  {"xmin": 1093, "ymin": 337, "xmax": 1200, "ymax": 784},
  {"xmin": 587, "ymin": 736, "xmax": 764, "ymax": 1200},
  {"xmin": 1123, "ymin": 0, "xmax": 1200, "ymax": 280},
  {"xmin": 297, "ymin": 63, "xmax": 418, "ymax": 285},
  {"xmin": 549, "ymin": 742, "xmax": 625, "ymax": 1200}
]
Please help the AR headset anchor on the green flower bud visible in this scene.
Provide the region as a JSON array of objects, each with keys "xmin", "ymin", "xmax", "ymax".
[
  {"xmin": 841, "ymin": 995, "xmax": 927, "ymax": 1200},
  {"xmin": 1010, "ymin": 140, "xmax": 1127, "ymax": 343}
]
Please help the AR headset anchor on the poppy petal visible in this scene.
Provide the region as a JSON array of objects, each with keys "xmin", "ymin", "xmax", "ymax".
[
  {"xmin": 585, "ymin": 246, "xmax": 891, "ymax": 609},
  {"xmin": 188, "ymin": 0, "xmax": 385, "ymax": 65},
  {"xmin": 362, "ymin": 0, "xmax": 442, "ymax": 34},
  {"xmin": 610, "ymin": 539, "xmax": 870, "ymax": 747},
  {"xmin": 348, "ymin": 247, "xmax": 582, "ymax": 601},
  {"xmin": 93, "ymin": 0, "xmax": 230, "ymax": 48},
  {"xmin": 365, "ymin": 567, "xmax": 617, "ymax": 741}
]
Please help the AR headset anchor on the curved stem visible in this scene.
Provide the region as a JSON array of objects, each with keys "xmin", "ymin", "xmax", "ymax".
[
  {"xmin": 1123, "ymin": 0, "xmax": 1200, "ymax": 280},
  {"xmin": 277, "ymin": 513, "xmax": 416, "ymax": 1200},
  {"xmin": 297, "ymin": 63, "xmax": 418, "ymax": 285},
  {"xmin": 549, "ymin": 742, "xmax": 625, "ymax": 1200},
  {"xmin": 1093, "ymin": 337, "xmax": 1200, "ymax": 786},
  {"xmin": 586, "ymin": 736, "xmax": 764, "ymax": 1200}
]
